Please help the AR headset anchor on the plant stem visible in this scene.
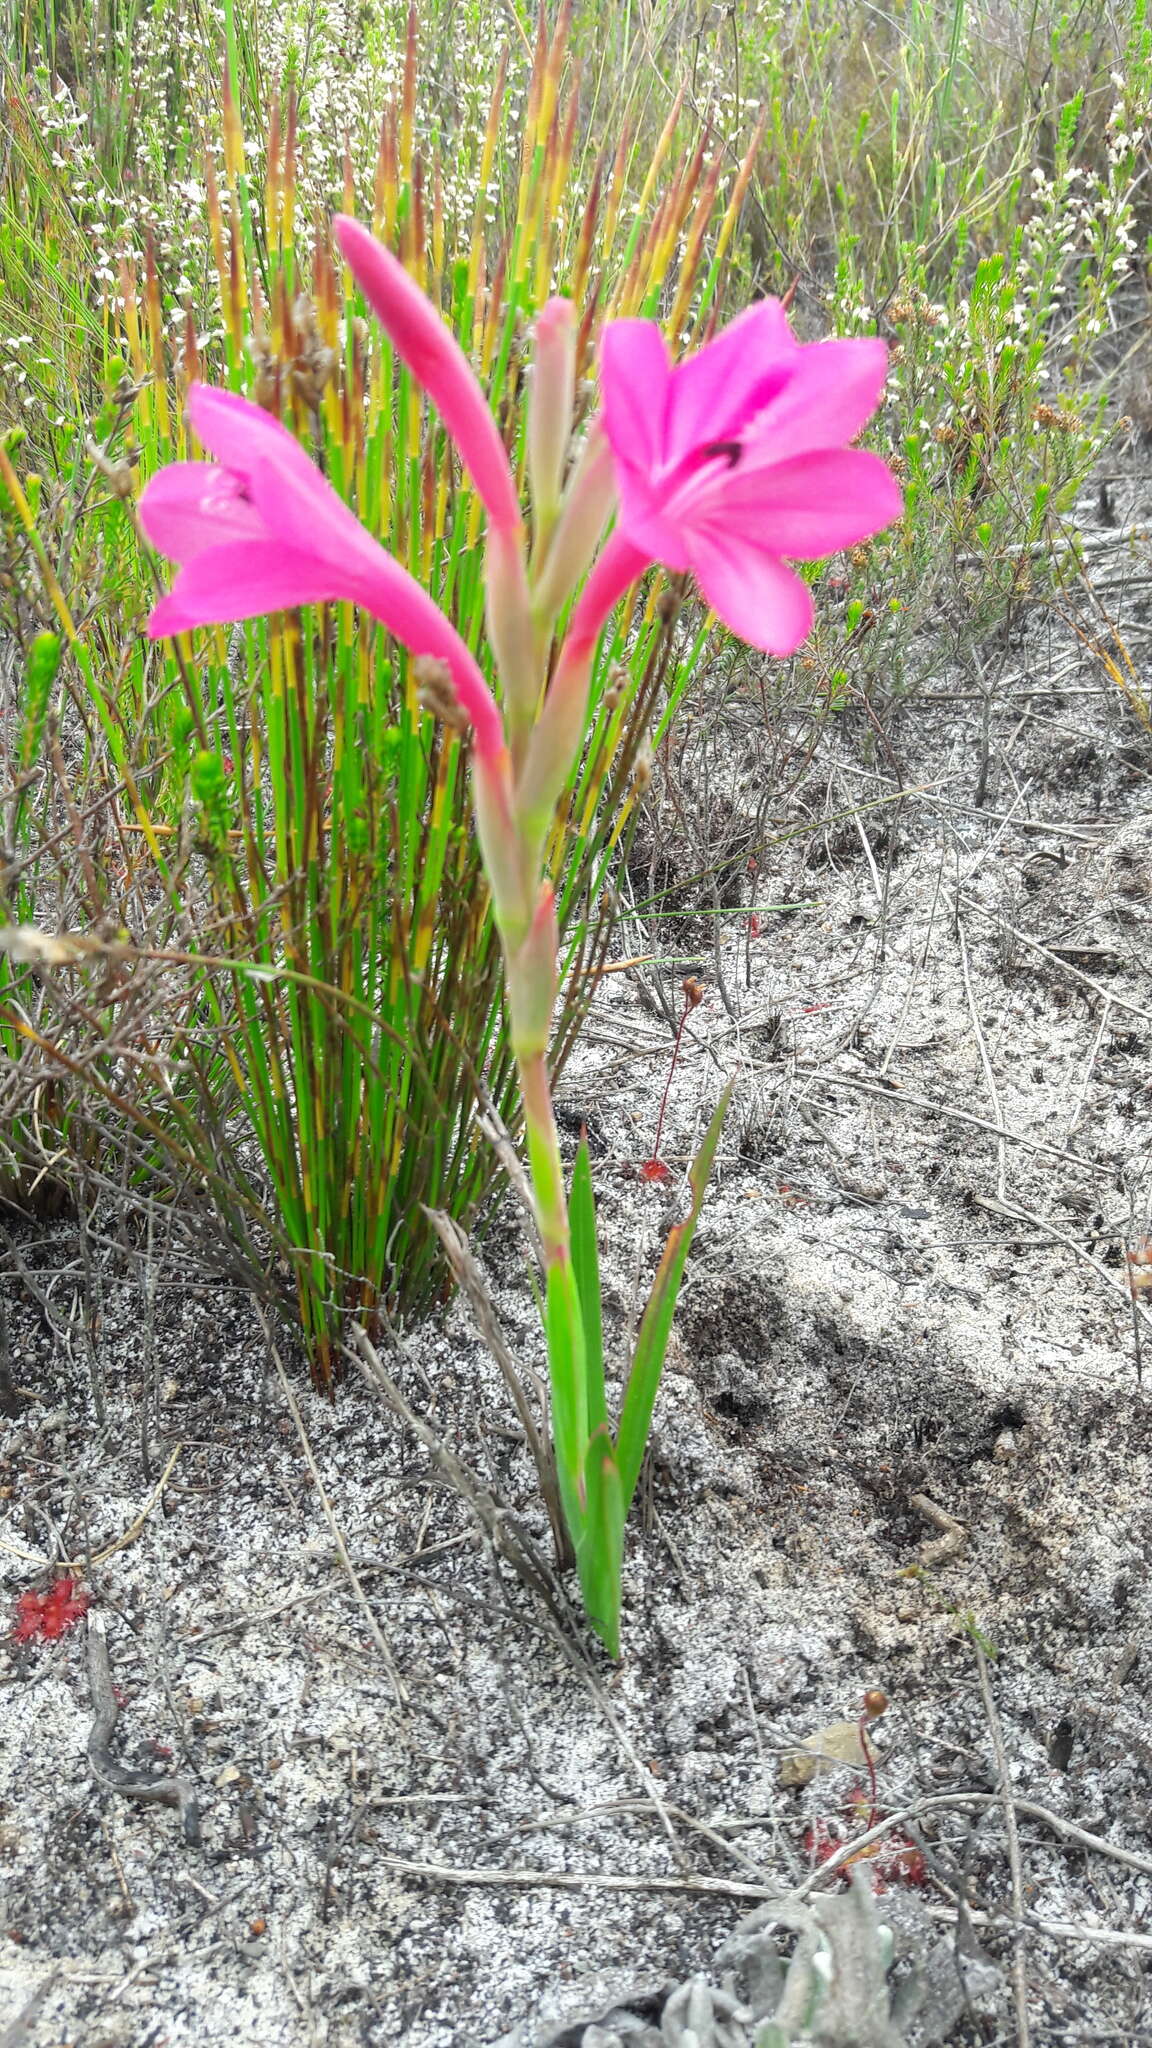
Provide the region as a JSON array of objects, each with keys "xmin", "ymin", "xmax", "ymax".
[{"xmin": 647, "ymin": 976, "xmax": 704, "ymax": 1173}]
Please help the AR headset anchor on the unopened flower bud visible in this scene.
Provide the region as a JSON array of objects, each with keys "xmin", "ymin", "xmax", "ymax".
[
  {"xmin": 85, "ymin": 438, "xmax": 138, "ymax": 501},
  {"xmin": 527, "ymin": 298, "xmax": 576, "ymax": 536},
  {"xmin": 602, "ymin": 663, "xmax": 628, "ymax": 713}
]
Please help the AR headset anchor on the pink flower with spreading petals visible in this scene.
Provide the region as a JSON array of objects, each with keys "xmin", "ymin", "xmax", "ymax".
[
  {"xmin": 139, "ymin": 384, "xmax": 505, "ymax": 764},
  {"xmin": 597, "ymin": 304, "xmax": 902, "ymax": 655}
]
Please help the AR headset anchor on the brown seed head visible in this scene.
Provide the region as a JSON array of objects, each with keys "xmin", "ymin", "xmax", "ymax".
[{"xmin": 414, "ymin": 655, "xmax": 469, "ymax": 733}]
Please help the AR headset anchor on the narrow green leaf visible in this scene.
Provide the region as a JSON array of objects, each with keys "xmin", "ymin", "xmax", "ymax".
[
  {"xmin": 615, "ymin": 1081, "xmax": 733, "ymax": 1513},
  {"xmin": 569, "ymin": 1133, "xmax": 608, "ymax": 1438},
  {"xmin": 576, "ymin": 1424, "xmax": 624, "ymax": 1659},
  {"xmin": 545, "ymin": 1255, "xmax": 589, "ymax": 1548}
]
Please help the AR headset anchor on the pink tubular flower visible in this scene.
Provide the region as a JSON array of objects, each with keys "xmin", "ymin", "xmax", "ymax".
[
  {"xmin": 332, "ymin": 215, "xmax": 538, "ymax": 746},
  {"xmin": 139, "ymin": 384, "xmax": 505, "ymax": 765},
  {"xmin": 332, "ymin": 215, "xmax": 521, "ymax": 537},
  {"xmin": 598, "ymin": 303, "xmax": 903, "ymax": 656}
]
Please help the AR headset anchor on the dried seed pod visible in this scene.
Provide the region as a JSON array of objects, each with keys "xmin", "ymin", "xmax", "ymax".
[{"xmin": 413, "ymin": 655, "xmax": 470, "ymax": 734}]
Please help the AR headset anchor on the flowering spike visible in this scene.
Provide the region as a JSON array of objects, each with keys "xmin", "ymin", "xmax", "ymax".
[
  {"xmin": 636, "ymin": 85, "xmax": 686, "ymax": 221},
  {"xmin": 374, "ymin": 105, "xmax": 398, "ymax": 243},
  {"xmin": 222, "ymin": 63, "xmax": 244, "ymax": 192},
  {"xmin": 400, "ymin": 2, "xmax": 417, "ymax": 184},
  {"xmin": 283, "ymin": 88, "xmax": 298, "ymax": 255},
  {"xmin": 265, "ymin": 92, "xmax": 282, "ymax": 251}
]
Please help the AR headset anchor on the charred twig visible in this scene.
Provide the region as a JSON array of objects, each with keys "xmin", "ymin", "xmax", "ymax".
[
  {"xmin": 86, "ymin": 1612, "xmax": 201, "ymax": 1847},
  {"xmin": 911, "ymin": 1492, "xmax": 968, "ymax": 1566}
]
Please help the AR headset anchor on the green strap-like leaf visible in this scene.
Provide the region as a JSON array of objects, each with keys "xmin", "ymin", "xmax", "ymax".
[
  {"xmin": 545, "ymin": 1254, "xmax": 589, "ymax": 1547},
  {"xmin": 569, "ymin": 1132, "xmax": 608, "ymax": 1439},
  {"xmin": 576, "ymin": 1424, "xmax": 624, "ymax": 1659},
  {"xmin": 615, "ymin": 1081, "xmax": 733, "ymax": 1513}
]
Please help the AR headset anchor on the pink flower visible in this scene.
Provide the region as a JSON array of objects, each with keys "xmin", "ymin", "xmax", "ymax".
[
  {"xmin": 139, "ymin": 384, "xmax": 505, "ymax": 764},
  {"xmin": 598, "ymin": 304, "xmax": 902, "ymax": 655},
  {"xmin": 332, "ymin": 215, "xmax": 521, "ymax": 537},
  {"xmin": 332, "ymin": 216, "xmax": 538, "ymax": 744}
]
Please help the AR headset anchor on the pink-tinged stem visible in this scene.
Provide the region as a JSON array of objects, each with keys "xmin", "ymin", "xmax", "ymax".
[
  {"xmin": 645, "ymin": 979, "xmax": 703, "ymax": 1176},
  {"xmin": 516, "ymin": 529, "xmax": 649, "ymax": 844},
  {"xmin": 504, "ymin": 889, "xmax": 589, "ymax": 1522},
  {"xmin": 485, "ymin": 524, "xmax": 539, "ymax": 764}
]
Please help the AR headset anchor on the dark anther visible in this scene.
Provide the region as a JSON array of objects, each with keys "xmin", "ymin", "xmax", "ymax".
[{"xmin": 701, "ymin": 439, "xmax": 743, "ymax": 468}]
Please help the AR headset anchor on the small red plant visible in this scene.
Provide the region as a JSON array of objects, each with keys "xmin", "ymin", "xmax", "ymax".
[
  {"xmin": 803, "ymin": 1807, "xmax": 929, "ymax": 1892},
  {"xmin": 642, "ymin": 977, "xmax": 705, "ymax": 1182},
  {"xmin": 802, "ymin": 1689, "xmax": 930, "ymax": 1893},
  {"xmin": 10, "ymin": 1577, "xmax": 90, "ymax": 1644}
]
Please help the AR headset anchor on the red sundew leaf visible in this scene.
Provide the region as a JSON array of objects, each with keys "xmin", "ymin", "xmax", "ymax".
[
  {"xmin": 10, "ymin": 1577, "xmax": 90, "ymax": 1644},
  {"xmin": 802, "ymin": 1808, "xmax": 929, "ymax": 1892},
  {"xmin": 640, "ymin": 1158, "xmax": 671, "ymax": 1183},
  {"xmin": 871, "ymin": 1833, "xmax": 929, "ymax": 1888}
]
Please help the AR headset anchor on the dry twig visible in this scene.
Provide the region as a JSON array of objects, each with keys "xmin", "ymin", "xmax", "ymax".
[{"xmin": 973, "ymin": 1639, "xmax": 1031, "ymax": 2048}]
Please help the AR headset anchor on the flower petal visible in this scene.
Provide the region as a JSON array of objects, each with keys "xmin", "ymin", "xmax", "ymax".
[
  {"xmin": 147, "ymin": 541, "xmax": 350, "ymax": 635},
  {"xmin": 741, "ymin": 338, "xmax": 891, "ymax": 465},
  {"xmin": 611, "ymin": 462, "xmax": 694, "ymax": 572},
  {"xmin": 711, "ymin": 448, "xmax": 903, "ymax": 557},
  {"xmin": 186, "ymin": 385, "xmax": 383, "ymax": 578},
  {"xmin": 662, "ymin": 299, "xmax": 797, "ymax": 466},
  {"xmin": 137, "ymin": 461, "xmax": 266, "ymax": 558},
  {"xmin": 598, "ymin": 320, "xmax": 672, "ymax": 481},
  {"xmin": 334, "ymin": 215, "xmax": 522, "ymax": 534},
  {"xmin": 688, "ymin": 528, "xmax": 814, "ymax": 656},
  {"xmin": 187, "ymin": 384, "xmax": 321, "ymax": 485}
]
